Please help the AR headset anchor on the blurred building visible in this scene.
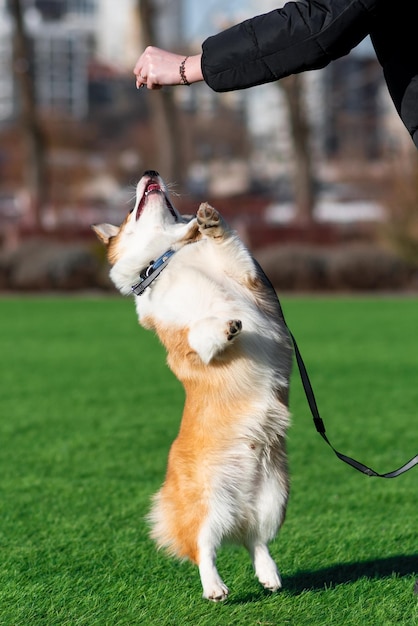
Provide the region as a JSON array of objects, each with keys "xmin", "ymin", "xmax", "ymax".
[
  {"xmin": 0, "ymin": 7, "xmax": 14, "ymax": 121},
  {"xmin": 218, "ymin": 0, "xmax": 408, "ymax": 164},
  {"xmin": 0, "ymin": 0, "xmax": 413, "ymax": 210},
  {"xmin": 0, "ymin": 0, "xmax": 141, "ymax": 122},
  {"xmin": 154, "ymin": 0, "xmax": 183, "ymax": 49},
  {"xmin": 323, "ymin": 39, "xmax": 382, "ymax": 160}
]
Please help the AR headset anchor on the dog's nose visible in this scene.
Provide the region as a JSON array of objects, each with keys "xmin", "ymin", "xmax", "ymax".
[{"xmin": 143, "ymin": 170, "xmax": 160, "ymax": 178}]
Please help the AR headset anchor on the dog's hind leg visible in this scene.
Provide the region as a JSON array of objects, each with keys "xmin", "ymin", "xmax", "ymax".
[
  {"xmin": 246, "ymin": 468, "xmax": 288, "ymax": 592},
  {"xmin": 247, "ymin": 541, "xmax": 282, "ymax": 591},
  {"xmin": 197, "ymin": 528, "xmax": 229, "ymax": 602}
]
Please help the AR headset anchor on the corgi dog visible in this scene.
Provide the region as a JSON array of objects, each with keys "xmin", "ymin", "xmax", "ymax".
[{"xmin": 93, "ymin": 170, "xmax": 293, "ymax": 601}]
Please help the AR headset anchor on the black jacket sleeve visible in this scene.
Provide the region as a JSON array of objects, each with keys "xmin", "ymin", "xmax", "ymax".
[
  {"xmin": 201, "ymin": 0, "xmax": 418, "ymax": 148},
  {"xmin": 201, "ymin": 0, "xmax": 379, "ymax": 92}
]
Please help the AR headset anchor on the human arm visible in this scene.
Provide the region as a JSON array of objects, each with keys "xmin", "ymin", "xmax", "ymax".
[
  {"xmin": 133, "ymin": 47, "xmax": 203, "ymax": 89},
  {"xmin": 201, "ymin": 0, "xmax": 379, "ymax": 92},
  {"xmin": 133, "ymin": 0, "xmax": 377, "ymax": 90}
]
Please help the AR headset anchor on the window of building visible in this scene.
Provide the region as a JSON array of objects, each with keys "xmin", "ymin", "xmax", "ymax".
[{"xmin": 34, "ymin": 28, "xmax": 88, "ymax": 118}]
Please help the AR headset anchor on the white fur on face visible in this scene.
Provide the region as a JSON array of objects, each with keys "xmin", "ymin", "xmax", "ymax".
[{"xmin": 108, "ymin": 173, "xmax": 194, "ymax": 295}]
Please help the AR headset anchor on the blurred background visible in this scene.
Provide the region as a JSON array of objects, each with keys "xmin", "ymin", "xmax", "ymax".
[{"xmin": 1, "ymin": 0, "xmax": 418, "ymax": 292}]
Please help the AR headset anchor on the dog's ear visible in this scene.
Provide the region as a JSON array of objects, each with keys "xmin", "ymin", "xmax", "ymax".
[{"xmin": 91, "ymin": 223, "xmax": 120, "ymax": 245}]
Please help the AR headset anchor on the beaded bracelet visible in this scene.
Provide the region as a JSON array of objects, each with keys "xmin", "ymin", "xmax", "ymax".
[{"xmin": 179, "ymin": 57, "xmax": 190, "ymax": 86}]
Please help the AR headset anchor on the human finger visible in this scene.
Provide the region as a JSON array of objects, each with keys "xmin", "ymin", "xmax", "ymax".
[{"xmin": 135, "ymin": 72, "xmax": 148, "ymax": 89}]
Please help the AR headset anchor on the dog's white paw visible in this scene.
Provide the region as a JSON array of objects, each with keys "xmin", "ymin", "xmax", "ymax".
[
  {"xmin": 202, "ymin": 581, "xmax": 230, "ymax": 602},
  {"xmin": 252, "ymin": 544, "xmax": 282, "ymax": 592},
  {"xmin": 188, "ymin": 317, "xmax": 242, "ymax": 364},
  {"xmin": 197, "ymin": 203, "xmax": 224, "ymax": 238},
  {"xmin": 199, "ymin": 549, "xmax": 230, "ymax": 602},
  {"xmin": 258, "ymin": 570, "xmax": 282, "ymax": 592}
]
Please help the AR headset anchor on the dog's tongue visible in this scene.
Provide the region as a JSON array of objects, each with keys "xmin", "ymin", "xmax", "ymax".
[{"xmin": 147, "ymin": 182, "xmax": 160, "ymax": 193}]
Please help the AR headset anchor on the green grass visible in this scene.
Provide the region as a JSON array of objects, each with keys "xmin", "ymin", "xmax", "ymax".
[{"xmin": 0, "ymin": 295, "xmax": 417, "ymax": 625}]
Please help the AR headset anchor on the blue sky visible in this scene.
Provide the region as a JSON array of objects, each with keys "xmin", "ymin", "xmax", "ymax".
[{"xmin": 184, "ymin": 0, "xmax": 250, "ymax": 40}]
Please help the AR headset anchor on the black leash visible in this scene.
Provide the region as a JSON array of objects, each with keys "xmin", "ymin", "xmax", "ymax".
[
  {"xmin": 278, "ymin": 297, "xmax": 418, "ymax": 478},
  {"xmin": 132, "ymin": 249, "xmax": 418, "ymax": 477}
]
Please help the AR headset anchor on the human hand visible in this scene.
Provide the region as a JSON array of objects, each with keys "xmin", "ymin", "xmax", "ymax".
[{"xmin": 133, "ymin": 47, "xmax": 203, "ymax": 89}]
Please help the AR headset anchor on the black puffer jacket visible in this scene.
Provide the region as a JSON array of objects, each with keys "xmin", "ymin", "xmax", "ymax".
[{"xmin": 201, "ymin": 0, "xmax": 418, "ymax": 147}]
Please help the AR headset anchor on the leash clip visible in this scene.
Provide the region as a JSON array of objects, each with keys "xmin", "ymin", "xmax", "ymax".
[{"xmin": 131, "ymin": 249, "xmax": 175, "ymax": 297}]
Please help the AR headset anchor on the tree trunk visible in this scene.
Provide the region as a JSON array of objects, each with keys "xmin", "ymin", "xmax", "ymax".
[
  {"xmin": 10, "ymin": 0, "xmax": 48, "ymax": 229},
  {"xmin": 280, "ymin": 75, "xmax": 316, "ymax": 224},
  {"xmin": 138, "ymin": 0, "xmax": 184, "ymax": 186}
]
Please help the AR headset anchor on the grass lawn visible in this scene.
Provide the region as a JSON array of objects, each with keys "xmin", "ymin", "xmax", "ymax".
[{"xmin": 0, "ymin": 295, "xmax": 417, "ymax": 625}]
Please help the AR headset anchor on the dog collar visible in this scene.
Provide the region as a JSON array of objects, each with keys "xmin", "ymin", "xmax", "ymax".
[{"xmin": 131, "ymin": 249, "xmax": 176, "ymax": 296}]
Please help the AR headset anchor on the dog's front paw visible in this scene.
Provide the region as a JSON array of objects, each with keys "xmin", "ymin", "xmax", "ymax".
[
  {"xmin": 188, "ymin": 317, "xmax": 243, "ymax": 364},
  {"xmin": 197, "ymin": 203, "xmax": 225, "ymax": 238},
  {"xmin": 227, "ymin": 319, "xmax": 242, "ymax": 341}
]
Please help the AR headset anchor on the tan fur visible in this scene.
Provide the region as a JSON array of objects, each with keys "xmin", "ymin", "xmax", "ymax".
[{"xmin": 146, "ymin": 318, "xmax": 261, "ymax": 562}]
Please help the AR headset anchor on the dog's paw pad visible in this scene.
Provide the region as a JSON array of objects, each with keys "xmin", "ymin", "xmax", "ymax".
[
  {"xmin": 197, "ymin": 202, "xmax": 221, "ymax": 230},
  {"xmin": 227, "ymin": 319, "xmax": 242, "ymax": 341}
]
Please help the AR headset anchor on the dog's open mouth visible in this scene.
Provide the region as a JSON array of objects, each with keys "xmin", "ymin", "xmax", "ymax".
[{"xmin": 136, "ymin": 178, "xmax": 178, "ymax": 221}]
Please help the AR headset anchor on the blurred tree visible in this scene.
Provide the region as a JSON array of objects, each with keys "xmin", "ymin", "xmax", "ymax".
[
  {"xmin": 137, "ymin": 0, "xmax": 185, "ymax": 186},
  {"xmin": 10, "ymin": 0, "xmax": 48, "ymax": 229},
  {"xmin": 280, "ymin": 74, "xmax": 316, "ymax": 224},
  {"xmin": 384, "ymin": 150, "xmax": 418, "ymax": 263}
]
